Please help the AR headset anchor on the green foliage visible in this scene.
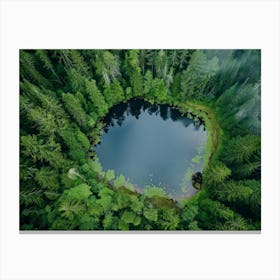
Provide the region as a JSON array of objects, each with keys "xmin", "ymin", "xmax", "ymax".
[
  {"xmin": 155, "ymin": 50, "xmax": 168, "ymax": 79},
  {"xmin": 68, "ymin": 50, "xmax": 90, "ymax": 77},
  {"xmin": 105, "ymin": 170, "xmax": 115, "ymax": 181},
  {"xmin": 35, "ymin": 50, "xmax": 61, "ymax": 83},
  {"xmin": 58, "ymin": 199, "xmax": 85, "ymax": 220},
  {"xmin": 160, "ymin": 208, "xmax": 180, "ymax": 230},
  {"xmin": 94, "ymin": 50, "xmax": 120, "ymax": 85},
  {"xmin": 215, "ymin": 180, "xmax": 253, "ymax": 203},
  {"xmin": 87, "ymin": 198, "xmax": 104, "ymax": 217},
  {"xmin": 144, "ymin": 186, "xmax": 166, "ymax": 198},
  {"xmin": 21, "ymin": 135, "xmax": 66, "ymax": 169},
  {"xmin": 215, "ymin": 82, "xmax": 261, "ymax": 136},
  {"xmin": 221, "ymin": 135, "xmax": 261, "ymax": 164},
  {"xmin": 181, "ymin": 203, "xmax": 199, "ymax": 225},
  {"xmin": 67, "ymin": 69, "xmax": 86, "ymax": 93},
  {"xmin": 111, "ymin": 191, "xmax": 131, "ymax": 211},
  {"xmin": 203, "ymin": 161, "xmax": 231, "ymax": 188},
  {"xmin": 20, "ymin": 49, "xmax": 261, "ymax": 231},
  {"xmin": 60, "ymin": 127, "xmax": 90, "ymax": 162},
  {"xmin": 151, "ymin": 78, "xmax": 169, "ymax": 102},
  {"xmin": 35, "ymin": 167, "xmax": 60, "ymax": 191},
  {"xmin": 79, "ymin": 214, "xmax": 100, "ymax": 230},
  {"xmin": 28, "ymin": 107, "xmax": 57, "ymax": 136},
  {"xmin": 143, "ymin": 70, "xmax": 153, "ymax": 96},
  {"xmin": 20, "ymin": 50, "xmax": 52, "ymax": 88},
  {"xmin": 191, "ymin": 155, "xmax": 201, "ymax": 163},
  {"xmin": 62, "ymin": 93, "xmax": 89, "ymax": 129},
  {"xmin": 188, "ymin": 221, "xmax": 200, "ymax": 230},
  {"xmin": 123, "ymin": 50, "xmax": 143, "ymax": 96},
  {"xmin": 181, "ymin": 50, "xmax": 219, "ymax": 100},
  {"xmin": 89, "ymin": 158, "xmax": 104, "ymax": 176},
  {"xmin": 85, "ymin": 79, "xmax": 108, "ymax": 116},
  {"xmin": 20, "ymin": 188, "xmax": 44, "ymax": 207},
  {"xmin": 104, "ymin": 80, "xmax": 125, "ymax": 107},
  {"xmin": 120, "ymin": 210, "xmax": 140, "ymax": 226},
  {"xmin": 97, "ymin": 187, "xmax": 114, "ymax": 213},
  {"xmin": 143, "ymin": 208, "xmax": 158, "ymax": 222},
  {"xmin": 216, "ymin": 216, "xmax": 249, "ymax": 230},
  {"xmin": 198, "ymin": 198, "xmax": 235, "ymax": 229},
  {"xmin": 66, "ymin": 184, "xmax": 92, "ymax": 201},
  {"xmin": 114, "ymin": 174, "xmax": 126, "ymax": 188},
  {"xmin": 129, "ymin": 195, "xmax": 144, "ymax": 213}
]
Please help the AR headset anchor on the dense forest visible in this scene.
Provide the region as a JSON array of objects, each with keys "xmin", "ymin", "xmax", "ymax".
[{"xmin": 20, "ymin": 49, "xmax": 261, "ymax": 230}]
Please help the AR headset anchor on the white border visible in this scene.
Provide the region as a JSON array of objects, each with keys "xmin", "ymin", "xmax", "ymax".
[{"xmin": 1, "ymin": 1, "xmax": 280, "ymax": 279}]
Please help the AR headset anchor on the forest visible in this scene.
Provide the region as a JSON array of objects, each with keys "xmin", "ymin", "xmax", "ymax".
[{"xmin": 20, "ymin": 49, "xmax": 261, "ymax": 230}]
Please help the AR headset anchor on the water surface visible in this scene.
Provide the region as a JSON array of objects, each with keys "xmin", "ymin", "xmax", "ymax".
[{"xmin": 94, "ymin": 99, "xmax": 207, "ymax": 200}]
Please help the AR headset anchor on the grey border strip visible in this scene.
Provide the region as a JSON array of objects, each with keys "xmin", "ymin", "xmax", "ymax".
[{"xmin": 20, "ymin": 230, "xmax": 261, "ymax": 234}]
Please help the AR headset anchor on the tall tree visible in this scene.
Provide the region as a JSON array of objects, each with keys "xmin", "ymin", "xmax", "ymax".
[
  {"xmin": 62, "ymin": 93, "xmax": 89, "ymax": 129},
  {"xmin": 20, "ymin": 51, "xmax": 52, "ymax": 88},
  {"xmin": 35, "ymin": 50, "xmax": 62, "ymax": 83},
  {"xmin": 93, "ymin": 50, "xmax": 120, "ymax": 85},
  {"xmin": 180, "ymin": 50, "xmax": 219, "ymax": 100},
  {"xmin": 123, "ymin": 50, "xmax": 143, "ymax": 96},
  {"xmin": 103, "ymin": 80, "xmax": 125, "ymax": 107},
  {"xmin": 21, "ymin": 135, "xmax": 67, "ymax": 169},
  {"xmin": 84, "ymin": 79, "xmax": 108, "ymax": 116}
]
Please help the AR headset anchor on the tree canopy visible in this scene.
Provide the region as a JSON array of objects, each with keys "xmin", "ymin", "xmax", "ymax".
[{"xmin": 20, "ymin": 49, "xmax": 261, "ymax": 231}]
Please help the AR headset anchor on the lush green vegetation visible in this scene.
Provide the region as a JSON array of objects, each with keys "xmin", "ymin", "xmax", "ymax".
[{"xmin": 20, "ymin": 49, "xmax": 261, "ymax": 230}]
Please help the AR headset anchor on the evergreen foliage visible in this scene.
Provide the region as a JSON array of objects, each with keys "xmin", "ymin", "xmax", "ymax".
[{"xmin": 20, "ymin": 49, "xmax": 261, "ymax": 230}]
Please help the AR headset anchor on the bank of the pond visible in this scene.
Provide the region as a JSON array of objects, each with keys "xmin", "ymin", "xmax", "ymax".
[
  {"xmin": 89, "ymin": 97, "xmax": 221, "ymax": 204},
  {"xmin": 94, "ymin": 98, "xmax": 206, "ymax": 199},
  {"xmin": 185, "ymin": 101, "xmax": 222, "ymax": 165}
]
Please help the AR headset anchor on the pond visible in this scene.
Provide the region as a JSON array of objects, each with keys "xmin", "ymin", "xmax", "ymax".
[{"xmin": 94, "ymin": 98, "xmax": 207, "ymax": 200}]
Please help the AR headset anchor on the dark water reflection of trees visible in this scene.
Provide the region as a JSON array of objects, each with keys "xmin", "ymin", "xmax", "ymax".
[{"xmin": 103, "ymin": 98, "xmax": 205, "ymax": 132}]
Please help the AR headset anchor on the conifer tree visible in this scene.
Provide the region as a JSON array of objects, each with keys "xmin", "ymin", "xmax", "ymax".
[
  {"xmin": 123, "ymin": 50, "xmax": 143, "ymax": 96},
  {"xmin": 62, "ymin": 92, "xmax": 89, "ymax": 129},
  {"xmin": 69, "ymin": 50, "xmax": 91, "ymax": 77},
  {"xmin": 35, "ymin": 50, "xmax": 62, "ymax": 83},
  {"xmin": 20, "ymin": 51, "xmax": 52, "ymax": 88},
  {"xmin": 94, "ymin": 50, "xmax": 120, "ymax": 85},
  {"xmin": 84, "ymin": 79, "xmax": 108, "ymax": 116}
]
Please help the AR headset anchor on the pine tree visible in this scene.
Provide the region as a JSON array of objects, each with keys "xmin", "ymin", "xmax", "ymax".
[
  {"xmin": 20, "ymin": 50, "xmax": 52, "ymax": 88},
  {"xmin": 198, "ymin": 198, "xmax": 235, "ymax": 229},
  {"xmin": 69, "ymin": 50, "xmax": 91, "ymax": 77},
  {"xmin": 143, "ymin": 70, "xmax": 153, "ymax": 96},
  {"xmin": 103, "ymin": 80, "xmax": 125, "ymax": 106},
  {"xmin": 123, "ymin": 50, "xmax": 143, "ymax": 96},
  {"xmin": 221, "ymin": 135, "xmax": 261, "ymax": 164},
  {"xmin": 84, "ymin": 79, "xmax": 108, "ymax": 116},
  {"xmin": 215, "ymin": 180, "xmax": 253, "ymax": 203},
  {"xmin": 58, "ymin": 199, "xmax": 85, "ymax": 220},
  {"xmin": 94, "ymin": 50, "xmax": 120, "ymax": 85},
  {"xmin": 67, "ymin": 69, "xmax": 86, "ymax": 93},
  {"xmin": 28, "ymin": 107, "xmax": 57, "ymax": 136},
  {"xmin": 60, "ymin": 127, "xmax": 90, "ymax": 162},
  {"xmin": 203, "ymin": 161, "xmax": 231, "ymax": 188},
  {"xmin": 21, "ymin": 135, "xmax": 66, "ymax": 169},
  {"xmin": 180, "ymin": 50, "xmax": 218, "ymax": 100},
  {"xmin": 155, "ymin": 50, "xmax": 168, "ymax": 79},
  {"xmin": 35, "ymin": 50, "xmax": 62, "ymax": 83},
  {"xmin": 62, "ymin": 92, "xmax": 89, "ymax": 129},
  {"xmin": 216, "ymin": 215, "xmax": 249, "ymax": 230},
  {"xmin": 35, "ymin": 167, "xmax": 60, "ymax": 191}
]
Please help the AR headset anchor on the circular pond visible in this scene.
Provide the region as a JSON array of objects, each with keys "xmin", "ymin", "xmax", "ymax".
[{"xmin": 94, "ymin": 98, "xmax": 207, "ymax": 200}]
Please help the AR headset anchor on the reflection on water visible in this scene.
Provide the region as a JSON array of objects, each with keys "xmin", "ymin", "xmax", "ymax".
[{"xmin": 95, "ymin": 98, "xmax": 207, "ymax": 200}]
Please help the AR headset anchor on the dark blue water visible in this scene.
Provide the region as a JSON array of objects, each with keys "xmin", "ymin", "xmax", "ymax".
[{"xmin": 94, "ymin": 99, "xmax": 207, "ymax": 200}]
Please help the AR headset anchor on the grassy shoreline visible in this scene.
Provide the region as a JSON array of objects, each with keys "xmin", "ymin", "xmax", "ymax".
[{"xmin": 90, "ymin": 97, "xmax": 222, "ymax": 205}]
